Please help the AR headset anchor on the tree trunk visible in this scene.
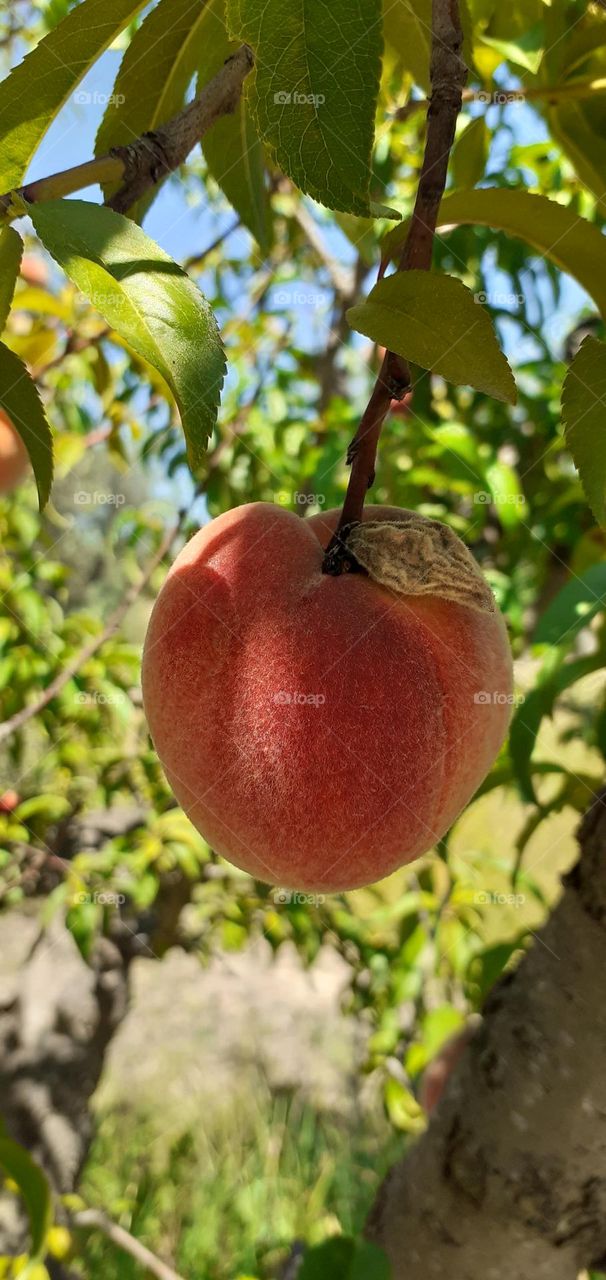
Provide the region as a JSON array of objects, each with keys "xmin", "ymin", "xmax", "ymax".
[
  {"xmin": 0, "ymin": 909, "xmax": 130, "ymax": 1252},
  {"xmin": 367, "ymin": 788, "xmax": 606, "ymax": 1279}
]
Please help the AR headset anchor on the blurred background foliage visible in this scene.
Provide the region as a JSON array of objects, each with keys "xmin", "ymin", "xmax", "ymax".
[{"xmin": 1, "ymin": 0, "xmax": 606, "ymax": 1277}]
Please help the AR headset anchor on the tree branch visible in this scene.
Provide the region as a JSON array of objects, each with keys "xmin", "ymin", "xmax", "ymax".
[
  {"xmin": 394, "ymin": 76, "xmax": 606, "ymax": 121},
  {"xmin": 367, "ymin": 786, "xmax": 606, "ymax": 1279},
  {"xmin": 0, "ymin": 46, "xmax": 253, "ymax": 219},
  {"xmin": 322, "ymin": 0, "xmax": 466, "ymax": 563},
  {"xmin": 72, "ymin": 1209, "xmax": 186, "ymax": 1280}
]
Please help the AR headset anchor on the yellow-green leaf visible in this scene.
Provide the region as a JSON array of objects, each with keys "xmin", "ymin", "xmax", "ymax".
[
  {"xmin": 0, "ymin": 0, "xmax": 148, "ymax": 192},
  {"xmin": 562, "ymin": 335, "xmax": 606, "ymax": 527},
  {"xmin": 96, "ymin": 0, "xmax": 210, "ymax": 216},
  {"xmin": 198, "ymin": 0, "xmax": 271, "ymax": 252},
  {"xmin": 347, "ymin": 271, "xmax": 516, "ymax": 403},
  {"xmin": 0, "ymin": 226, "xmax": 23, "ymax": 331},
  {"xmin": 382, "ymin": 0, "xmax": 431, "ymax": 91},
  {"xmin": 30, "ymin": 200, "xmax": 225, "ymax": 471},
  {"xmin": 452, "ymin": 116, "xmax": 488, "ymax": 190},
  {"xmin": 383, "ymin": 189, "xmax": 606, "ymax": 321},
  {"xmin": 0, "ymin": 1137, "xmax": 53, "ymax": 1259},
  {"xmin": 0, "ymin": 342, "xmax": 53, "ymax": 508}
]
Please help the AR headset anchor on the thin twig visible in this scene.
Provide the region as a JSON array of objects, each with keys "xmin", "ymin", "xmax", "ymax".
[
  {"xmin": 183, "ymin": 217, "xmax": 242, "ymax": 271},
  {"xmin": 0, "ymin": 515, "xmax": 183, "ymax": 745},
  {"xmin": 322, "ymin": 0, "xmax": 467, "ymax": 561},
  {"xmin": 291, "ymin": 198, "xmax": 355, "ymax": 300},
  {"xmin": 0, "ymin": 47, "xmax": 254, "ymax": 219},
  {"xmin": 393, "ymin": 76, "xmax": 606, "ymax": 120},
  {"xmin": 72, "ymin": 1209, "xmax": 186, "ymax": 1280}
]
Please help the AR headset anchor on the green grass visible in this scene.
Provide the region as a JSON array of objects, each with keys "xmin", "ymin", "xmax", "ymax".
[{"xmin": 77, "ymin": 1082, "xmax": 401, "ymax": 1279}]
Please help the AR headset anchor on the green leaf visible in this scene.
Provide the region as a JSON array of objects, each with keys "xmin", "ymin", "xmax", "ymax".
[
  {"xmin": 485, "ymin": 459, "xmax": 527, "ymax": 527},
  {"xmin": 29, "ymin": 200, "xmax": 225, "ymax": 470},
  {"xmin": 546, "ymin": 99, "xmax": 606, "ymax": 215},
  {"xmin": 452, "ymin": 117, "xmax": 488, "ymax": 190},
  {"xmin": 540, "ymin": 6, "xmax": 606, "ymax": 212},
  {"xmin": 350, "ymin": 1242, "xmax": 392, "ymax": 1280},
  {"xmin": 480, "ymin": 25, "xmax": 544, "ymax": 74},
  {"xmin": 0, "ymin": 0, "xmax": 148, "ymax": 192},
  {"xmin": 96, "ymin": 0, "xmax": 210, "ymax": 217},
  {"xmin": 226, "ymin": 0, "xmax": 384, "ymax": 215},
  {"xmin": 0, "ymin": 342, "xmax": 53, "ymax": 508},
  {"xmin": 198, "ymin": 0, "xmax": 271, "ymax": 252},
  {"xmin": 383, "ymin": 1076, "xmax": 425, "ymax": 1133},
  {"xmin": 562, "ymin": 336, "xmax": 606, "ymax": 527},
  {"xmin": 299, "ymin": 1238, "xmax": 391, "ymax": 1280},
  {"xmin": 382, "ymin": 0, "xmax": 431, "ymax": 91},
  {"xmin": 382, "ymin": 189, "xmax": 606, "ymax": 321},
  {"xmin": 347, "ymin": 271, "xmax": 516, "ymax": 403},
  {"xmin": 0, "ymin": 1136, "xmax": 53, "ymax": 1259},
  {"xmin": 509, "ymin": 650, "xmax": 605, "ymax": 804},
  {"xmin": 0, "ymin": 227, "xmax": 23, "ymax": 331},
  {"xmin": 534, "ymin": 563, "xmax": 606, "ymax": 647}
]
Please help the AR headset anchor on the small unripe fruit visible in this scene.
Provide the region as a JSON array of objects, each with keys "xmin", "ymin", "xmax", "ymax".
[
  {"xmin": 0, "ymin": 790, "xmax": 20, "ymax": 813},
  {"xmin": 142, "ymin": 503, "xmax": 512, "ymax": 891},
  {"xmin": 0, "ymin": 410, "xmax": 29, "ymax": 494}
]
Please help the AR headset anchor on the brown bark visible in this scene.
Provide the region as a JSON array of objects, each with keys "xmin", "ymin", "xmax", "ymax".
[{"xmin": 367, "ymin": 789, "xmax": 606, "ymax": 1279}]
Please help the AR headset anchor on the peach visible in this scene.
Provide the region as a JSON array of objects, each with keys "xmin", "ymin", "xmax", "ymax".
[
  {"xmin": 419, "ymin": 1026, "xmax": 473, "ymax": 1113},
  {"xmin": 0, "ymin": 790, "xmax": 20, "ymax": 813},
  {"xmin": 141, "ymin": 503, "xmax": 512, "ymax": 891},
  {"xmin": 0, "ymin": 410, "xmax": 29, "ymax": 494},
  {"xmin": 20, "ymin": 255, "xmax": 49, "ymax": 287}
]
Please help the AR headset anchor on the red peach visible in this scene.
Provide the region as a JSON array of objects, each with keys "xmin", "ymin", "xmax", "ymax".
[
  {"xmin": 20, "ymin": 255, "xmax": 49, "ymax": 287},
  {"xmin": 419, "ymin": 1026, "xmax": 474, "ymax": 1113},
  {"xmin": 0, "ymin": 410, "xmax": 29, "ymax": 494},
  {"xmin": 141, "ymin": 503, "xmax": 512, "ymax": 891},
  {"xmin": 0, "ymin": 790, "xmax": 20, "ymax": 813}
]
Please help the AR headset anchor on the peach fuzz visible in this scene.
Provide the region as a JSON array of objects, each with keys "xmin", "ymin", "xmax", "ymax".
[
  {"xmin": 142, "ymin": 502, "xmax": 512, "ymax": 892},
  {"xmin": 0, "ymin": 410, "xmax": 29, "ymax": 495}
]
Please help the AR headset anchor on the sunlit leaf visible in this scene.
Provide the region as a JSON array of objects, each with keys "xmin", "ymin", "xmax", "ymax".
[
  {"xmin": 452, "ymin": 117, "xmax": 488, "ymax": 191},
  {"xmin": 96, "ymin": 0, "xmax": 210, "ymax": 217},
  {"xmin": 0, "ymin": 226, "xmax": 23, "ymax": 330},
  {"xmin": 198, "ymin": 0, "xmax": 271, "ymax": 252},
  {"xmin": 382, "ymin": 189, "xmax": 606, "ymax": 321},
  {"xmin": 562, "ymin": 336, "xmax": 606, "ymax": 527},
  {"xmin": 0, "ymin": 342, "xmax": 53, "ymax": 507},
  {"xmin": 0, "ymin": 0, "xmax": 147, "ymax": 191},
  {"xmin": 30, "ymin": 200, "xmax": 225, "ymax": 470},
  {"xmin": 534, "ymin": 563, "xmax": 606, "ymax": 646},
  {"xmin": 347, "ymin": 271, "xmax": 516, "ymax": 402},
  {"xmin": 382, "ymin": 0, "xmax": 431, "ymax": 90}
]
